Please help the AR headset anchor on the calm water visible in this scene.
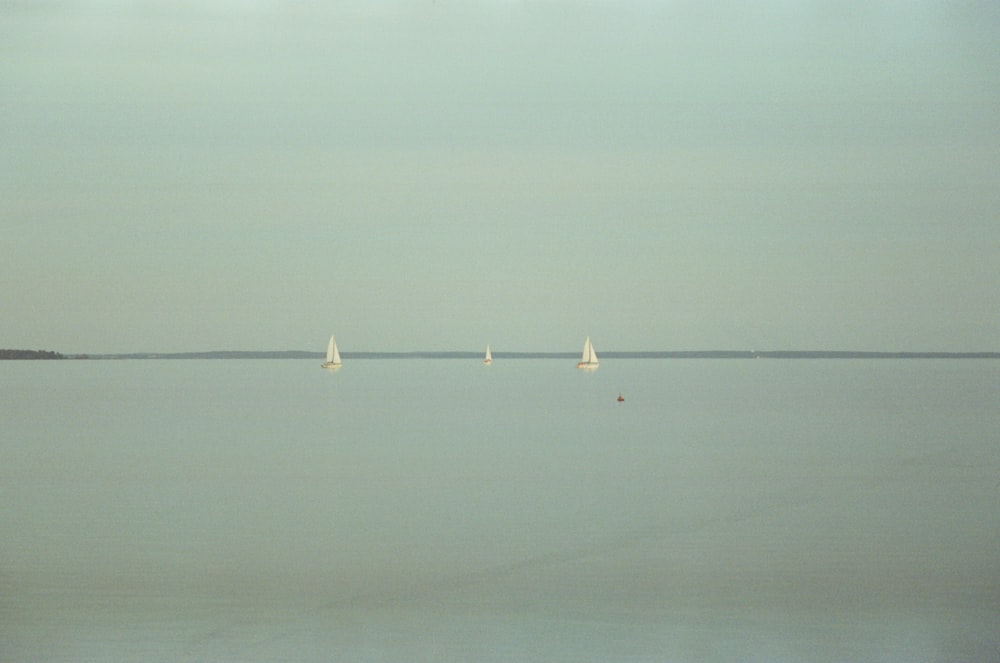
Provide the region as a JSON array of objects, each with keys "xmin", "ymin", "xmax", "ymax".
[{"xmin": 2, "ymin": 358, "xmax": 998, "ymax": 662}]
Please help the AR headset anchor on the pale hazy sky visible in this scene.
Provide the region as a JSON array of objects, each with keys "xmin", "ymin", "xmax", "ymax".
[{"xmin": 3, "ymin": 2, "xmax": 998, "ymax": 353}]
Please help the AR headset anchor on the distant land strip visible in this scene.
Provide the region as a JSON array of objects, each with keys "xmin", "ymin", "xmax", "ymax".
[
  {"xmin": 0, "ymin": 349, "xmax": 65, "ymax": 359},
  {"xmin": 53, "ymin": 350, "xmax": 1000, "ymax": 360}
]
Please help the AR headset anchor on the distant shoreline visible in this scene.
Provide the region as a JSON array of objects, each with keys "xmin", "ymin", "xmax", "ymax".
[{"xmin": 58, "ymin": 350, "xmax": 1000, "ymax": 360}]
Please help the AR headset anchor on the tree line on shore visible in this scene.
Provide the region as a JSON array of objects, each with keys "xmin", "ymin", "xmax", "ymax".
[{"xmin": 0, "ymin": 349, "xmax": 65, "ymax": 360}]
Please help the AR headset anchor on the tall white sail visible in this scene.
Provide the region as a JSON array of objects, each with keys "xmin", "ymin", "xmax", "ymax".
[
  {"xmin": 322, "ymin": 335, "xmax": 342, "ymax": 368},
  {"xmin": 484, "ymin": 344, "xmax": 492, "ymax": 364},
  {"xmin": 577, "ymin": 336, "xmax": 599, "ymax": 368}
]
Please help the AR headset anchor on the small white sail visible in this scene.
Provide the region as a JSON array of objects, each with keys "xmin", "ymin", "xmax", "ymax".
[
  {"xmin": 577, "ymin": 336, "xmax": 599, "ymax": 369},
  {"xmin": 321, "ymin": 335, "xmax": 342, "ymax": 369},
  {"xmin": 483, "ymin": 344, "xmax": 492, "ymax": 364}
]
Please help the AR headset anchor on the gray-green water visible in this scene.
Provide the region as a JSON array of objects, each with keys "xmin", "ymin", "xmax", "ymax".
[{"xmin": 3, "ymin": 359, "xmax": 998, "ymax": 661}]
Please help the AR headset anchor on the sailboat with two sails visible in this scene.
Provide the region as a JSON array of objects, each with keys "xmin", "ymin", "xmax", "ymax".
[
  {"xmin": 483, "ymin": 344, "xmax": 493, "ymax": 364},
  {"xmin": 576, "ymin": 336, "xmax": 599, "ymax": 369},
  {"xmin": 321, "ymin": 335, "xmax": 342, "ymax": 369}
]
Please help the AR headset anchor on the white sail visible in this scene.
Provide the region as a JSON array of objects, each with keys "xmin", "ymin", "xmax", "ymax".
[
  {"xmin": 577, "ymin": 336, "xmax": 599, "ymax": 368},
  {"xmin": 322, "ymin": 335, "xmax": 342, "ymax": 368},
  {"xmin": 484, "ymin": 344, "xmax": 492, "ymax": 364}
]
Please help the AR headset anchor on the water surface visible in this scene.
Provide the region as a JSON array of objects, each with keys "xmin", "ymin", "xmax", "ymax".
[{"xmin": 3, "ymin": 359, "xmax": 998, "ymax": 661}]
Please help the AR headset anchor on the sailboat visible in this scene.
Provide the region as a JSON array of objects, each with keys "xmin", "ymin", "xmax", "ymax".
[
  {"xmin": 483, "ymin": 344, "xmax": 493, "ymax": 364},
  {"xmin": 576, "ymin": 336, "xmax": 599, "ymax": 369},
  {"xmin": 321, "ymin": 335, "xmax": 342, "ymax": 369}
]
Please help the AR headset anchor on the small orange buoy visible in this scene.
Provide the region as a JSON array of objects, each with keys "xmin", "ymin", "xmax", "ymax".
[{"xmin": 617, "ymin": 392, "xmax": 624, "ymax": 402}]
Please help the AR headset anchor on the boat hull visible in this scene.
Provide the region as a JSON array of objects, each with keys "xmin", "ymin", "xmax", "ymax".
[
  {"xmin": 321, "ymin": 362, "xmax": 342, "ymax": 369},
  {"xmin": 576, "ymin": 362, "xmax": 599, "ymax": 369}
]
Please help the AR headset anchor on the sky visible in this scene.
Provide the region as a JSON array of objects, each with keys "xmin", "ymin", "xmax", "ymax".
[{"xmin": 3, "ymin": 1, "xmax": 998, "ymax": 353}]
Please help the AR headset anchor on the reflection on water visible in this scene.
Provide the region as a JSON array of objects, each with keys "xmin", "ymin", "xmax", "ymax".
[{"xmin": 3, "ymin": 359, "xmax": 999, "ymax": 661}]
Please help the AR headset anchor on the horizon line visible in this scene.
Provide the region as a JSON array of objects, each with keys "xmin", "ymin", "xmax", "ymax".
[{"xmin": 70, "ymin": 349, "xmax": 1000, "ymax": 360}]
